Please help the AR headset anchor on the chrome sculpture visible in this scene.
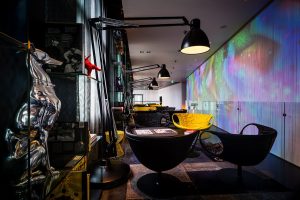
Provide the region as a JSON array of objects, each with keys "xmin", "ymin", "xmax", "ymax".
[{"xmin": 4, "ymin": 46, "xmax": 62, "ymax": 185}]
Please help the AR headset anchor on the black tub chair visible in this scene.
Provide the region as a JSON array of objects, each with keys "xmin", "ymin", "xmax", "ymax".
[
  {"xmin": 200, "ymin": 123, "xmax": 277, "ymax": 179},
  {"xmin": 125, "ymin": 126, "xmax": 198, "ymax": 198},
  {"xmin": 131, "ymin": 111, "xmax": 169, "ymax": 127}
]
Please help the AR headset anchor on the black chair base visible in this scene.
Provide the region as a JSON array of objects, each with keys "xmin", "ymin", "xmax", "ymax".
[
  {"xmin": 137, "ymin": 172, "xmax": 187, "ymax": 199},
  {"xmin": 187, "ymin": 150, "xmax": 201, "ymax": 158},
  {"xmin": 90, "ymin": 159, "xmax": 131, "ymax": 189},
  {"xmin": 187, "ymin": 133, "xmax": 201, "ymax": 158}
]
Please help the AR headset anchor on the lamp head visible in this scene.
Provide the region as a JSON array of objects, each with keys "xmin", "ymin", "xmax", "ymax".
[
  {"xmin": 157, "ymin": 64, "xmax": 170, "ymax": 79},
  {"xmin": 148, "ymin": 85, "xmax": 153, "ymax": 90},
  {"xmin": 150, "ymin": 77, "xmax": 159, "ymax": 87},
  {"xmin": 180, "ymin": 18, "xmax": 210, "ymax": 54}
]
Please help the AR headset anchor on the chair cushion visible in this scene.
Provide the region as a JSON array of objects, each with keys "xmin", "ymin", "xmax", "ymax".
[
  {"xmin": 133, "ymin": 106, "xmax": 156, "ymax": 111},
  {"xmin": 172, "ymin": 113, "xmax": 213, "ymax": 130}
]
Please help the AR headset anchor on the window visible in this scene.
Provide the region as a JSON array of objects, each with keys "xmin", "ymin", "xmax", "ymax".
[{"xmin": 133, "ymin": 94, "xmax": 143, "ymax": 104}]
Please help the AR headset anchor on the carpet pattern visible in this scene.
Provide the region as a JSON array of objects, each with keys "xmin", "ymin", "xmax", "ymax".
[
  {"xmin": 126, "ymin": 163, "xmax": 192, "ymax": 199},
  {"xmin": 126, "ymin": 162, "xmax": 295, "ymax": 200}
]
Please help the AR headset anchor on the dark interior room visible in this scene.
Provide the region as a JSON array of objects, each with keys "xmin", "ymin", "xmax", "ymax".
[{"xmin": 1, "ymin": 0, "xmax": 300, "ymax": 199}]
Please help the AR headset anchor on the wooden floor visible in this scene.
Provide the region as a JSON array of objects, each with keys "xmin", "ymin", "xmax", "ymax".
[{"xmin": 90, "ymin": 137, "xmax": 299, "ymax": 200}]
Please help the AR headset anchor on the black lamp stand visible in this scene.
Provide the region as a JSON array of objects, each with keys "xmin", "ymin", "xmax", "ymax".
[{"xmin": 88, "ymin": 18, "xmax": 130, "ymax": 189}]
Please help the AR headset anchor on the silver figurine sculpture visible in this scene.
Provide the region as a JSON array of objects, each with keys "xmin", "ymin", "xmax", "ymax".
[{"xmin": 5, "ymin": 47, "xmax": 62, "ymax": 185}]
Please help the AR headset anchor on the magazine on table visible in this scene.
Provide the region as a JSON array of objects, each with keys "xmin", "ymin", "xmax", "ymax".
[
  {"xmin": 135, "ymin": 129, "xmax": 153, "ymax": 135},
  {"xmin": 153, "ymin": 128, "xmax": 177, "ymax": 134}
]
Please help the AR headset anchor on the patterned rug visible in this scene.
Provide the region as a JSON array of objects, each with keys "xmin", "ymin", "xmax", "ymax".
[
  {"xmin": 126, "ymin": 162, "xmax": 295, "ymax": 200},
  {"xmin": 126, "ymin": 162, "xmax": 220, "ymax": 199}
]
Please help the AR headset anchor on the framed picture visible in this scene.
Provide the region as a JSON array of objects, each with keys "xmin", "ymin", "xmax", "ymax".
[{"xmin": 44, "ymin": 23, "xmax": 83, "ymax": 73}]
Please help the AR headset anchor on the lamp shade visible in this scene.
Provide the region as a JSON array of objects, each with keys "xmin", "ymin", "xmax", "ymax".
[
  {"xmin": 150, "ymin": 77, "xmax": 159, "ymax": 87},
  {"xmin": 157, "ymin": 64, "xmax": 170, "ymax": 79},
  {"xmin": 148, "ymin": 85, "xmax": 153, "ymax": 90},
  {"xmin": 180, "ymin": 19, "xmax": 210, "ymax": 54}
]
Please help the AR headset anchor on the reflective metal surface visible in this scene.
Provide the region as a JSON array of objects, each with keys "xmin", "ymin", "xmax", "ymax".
[{"xmin": 5, "ymin": 48, "xmax": 62, "ymax": 185}]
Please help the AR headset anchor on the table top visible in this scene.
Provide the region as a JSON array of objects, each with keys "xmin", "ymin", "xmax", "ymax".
[{"xmin": 131, "ymin": 127, "xmax": 198, "ymax": 137}]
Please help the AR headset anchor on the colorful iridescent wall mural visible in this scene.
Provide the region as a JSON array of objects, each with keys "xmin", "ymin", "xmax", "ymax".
[{"xmin": 186, "ymin": 0, "xmax": 300, "ymax": 166}]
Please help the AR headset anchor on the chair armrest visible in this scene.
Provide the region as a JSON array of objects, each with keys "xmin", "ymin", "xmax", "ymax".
[
  {"xmin": 199, "ymin": 131, "xmax": 224, "ymax": 159},
  {"xmin": 239, "ymin": 123, "xmax": 256, "ymax": 135}
]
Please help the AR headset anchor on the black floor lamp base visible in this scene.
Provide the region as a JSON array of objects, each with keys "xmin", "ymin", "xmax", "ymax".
[{"xmin": 89, "ymin": 159, "xmax": 131, "ymax": 189}]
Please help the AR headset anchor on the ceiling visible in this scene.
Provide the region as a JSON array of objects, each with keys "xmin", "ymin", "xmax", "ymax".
[{"xmin": 121, "ymin": 0, "xmax": 272, "ymax": 89}]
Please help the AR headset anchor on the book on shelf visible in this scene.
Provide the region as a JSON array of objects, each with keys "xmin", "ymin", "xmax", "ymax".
[
  {"xmin": 88, "ymin": 133, "xmax": 98, "ymax": 151},
  {"xmin": 89, "ymin": 133, "xmax": 97, "ymax": 144},
  {"xmin": 48, "ymin": 122, "xmax": 89, "ymax": 155},
  {"xmin": 44, "ymin": 23, "xmax": 83, "ymax": 74}
]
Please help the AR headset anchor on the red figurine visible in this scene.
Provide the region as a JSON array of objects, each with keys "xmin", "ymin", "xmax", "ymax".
[{"xmin": 84, "ymin": 55, "xmax": 101, "ymax": 77}]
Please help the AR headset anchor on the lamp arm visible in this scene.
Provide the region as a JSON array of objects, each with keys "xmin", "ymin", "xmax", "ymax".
[
  {"xmin": 132, "ymin": 82, "xmax": 151, "ymax": 86},
  {"xmin": 126, "ymin": 64, "xmax": 160, "ymax": 73},
  {"xmin": 89, "ymin": 16, "xmax": 190, "ymax": 30},
  {"xmin": 129, "ymin": 77, "xmax": 153, "ymax": 84},
  {"xmin": 132, "ymin": 83, "xmax": 152, "ymax": 88},
  {"xmin": 125, "ymin": 16, "xmax": 188, "ymax": 21}
]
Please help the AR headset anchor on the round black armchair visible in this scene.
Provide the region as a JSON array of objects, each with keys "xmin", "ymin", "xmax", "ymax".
[
  {"xmin": 125, "ymin": 126, "xmax": 197, "ymax": 172},
  {"xmin": 200, "ymin": 123, "xmax": 277, "ymax": 179},
  {"xmin": 131, "ymin": 111, "xmax": 169, "ymax": 128},
  {"xmin": 125, "ymin": 126, "xmax": 198, "ymax": 198}
]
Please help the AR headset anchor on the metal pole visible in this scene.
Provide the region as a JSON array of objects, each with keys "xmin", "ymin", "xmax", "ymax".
[
  {"xmin": 89, "ymin": 22, "xmax": 104, "ymax": 158},
  {"xmin": 26, "ymin": 0, "xmax": 31, "ymax": 197}
]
